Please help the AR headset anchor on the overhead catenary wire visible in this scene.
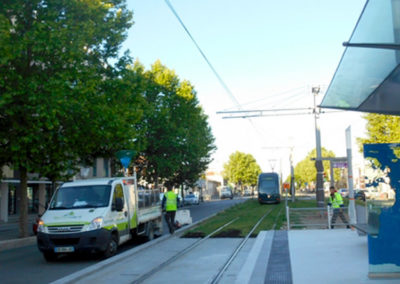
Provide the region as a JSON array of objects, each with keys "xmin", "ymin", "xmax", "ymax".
[
  {"xmin": 164, "ymin": 0, "xmax": 241, "ymax": 109},
  {"xmin": 163, "ymin": 0, "xmax": 331, "ymax": 149},
  {"xmin": 164, "ymin": 0, "xmax": 271, "ymax": 143},
  {"xmin": 221, "ymin": 85, "xmax": 307, "ymax": 111}
]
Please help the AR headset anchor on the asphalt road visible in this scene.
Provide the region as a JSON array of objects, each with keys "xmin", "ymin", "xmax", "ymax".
[{"xmin": 0, "ymin": 197, "xmax": 247, "ymax": 284}]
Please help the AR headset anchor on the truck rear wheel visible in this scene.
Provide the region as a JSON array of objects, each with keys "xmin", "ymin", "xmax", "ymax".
[{"xmin": 103, "ymin": 234, "xmax": 118, "ymax": 258}]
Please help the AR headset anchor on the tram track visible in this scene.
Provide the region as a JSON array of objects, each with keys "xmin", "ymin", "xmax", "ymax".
[
  {"xmin": 208, "ymin": 207, "xmax": 274, "ymax": 284},
  {"xmin": 131, "ymin": 205, "xmax": 280, "ymax": 284},
  {"xmin": 53, "ymin": 201, "xmax": 282, "ymax": 284},
  {"xmin": 131, "ymin": 217, "xmax": 240, "ymax": 284}
]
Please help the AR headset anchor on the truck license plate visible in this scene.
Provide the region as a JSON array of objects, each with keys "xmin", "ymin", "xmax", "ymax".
[{"xmin": 54, "ymin": 246, "xmax": 74, "ymax": 253}]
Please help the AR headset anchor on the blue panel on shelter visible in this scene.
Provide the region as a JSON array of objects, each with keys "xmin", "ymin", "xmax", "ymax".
[{"xmin": 364, "ymin": 143, "xmax": 400, "ymax": 275}]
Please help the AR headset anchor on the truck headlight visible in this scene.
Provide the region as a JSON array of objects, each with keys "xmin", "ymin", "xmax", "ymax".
[
  {"xmin": 37, "ymin": 219, "xmax": 48, "ymax": 233},
  {"xmin": 87, "ymin": 217, "xmax": 103, "ymax": 231}
]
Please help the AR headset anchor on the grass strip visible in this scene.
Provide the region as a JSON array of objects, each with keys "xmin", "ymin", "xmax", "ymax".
[
  {"xmin": 183, "ymin": 197, "xmax": 358, "ymax": 238},
  {"xmin": 184, "ymin": 199, "xmax": 282, "ymax": 238}
]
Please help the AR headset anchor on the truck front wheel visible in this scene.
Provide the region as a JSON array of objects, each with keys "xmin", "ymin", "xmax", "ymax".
[
  {"xmin": 43, "ymin": 252, "xmax": 57, "ymax": 262},
  {"xmin": 103, "ymin": 234, "xmax": 118, "ymax": 258}
]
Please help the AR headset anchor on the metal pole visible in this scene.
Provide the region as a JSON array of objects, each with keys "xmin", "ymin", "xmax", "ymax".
[
  {"xmin": 285, "ymin": 180, "xmax": 288, "ymax": 208},
  {"xmin": 286, "ymin": 206, "xmax": 290, "ymax": 230},
  {"xmin": 313, "ymin": 87, "xmax": 325, "ymax": 207},
  {"xmin": 290, "ymin": 150, "xmax": 295, "ymax": 202},
  {"xmin": 330, "ymin": 160, "xmax": 335, "ymax": 187},
  {"xmin": 327, "ymin": 206, "xmax": 331, "ymax": 229},
  {"xmin": 346, "ymin": 126, "xmax": 356, "ymax": 225}
]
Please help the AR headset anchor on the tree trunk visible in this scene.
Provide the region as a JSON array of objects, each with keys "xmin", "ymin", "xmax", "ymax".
[
  {"xmin": 51, "ymin": 180, "xmax": 57, "ymax": 198},
  {"xmin": 19, "ymin": 166, "xmax": 29, "ymax": 238},
  {"xmin": 181, "ymin": 184, "xmax": 185, "ymax": 200}
]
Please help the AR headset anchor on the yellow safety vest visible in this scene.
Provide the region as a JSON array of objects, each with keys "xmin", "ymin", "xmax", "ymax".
[
  {"xmin": 329, "ymin": 192, "xmax": 343, "ymax": 208},
  {"xmin": 165, "ymin": 191, "xmax": 177, "ymax": 211}
]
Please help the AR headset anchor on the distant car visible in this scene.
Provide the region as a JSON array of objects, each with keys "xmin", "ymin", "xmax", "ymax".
[
  {"xmin": 338, "ymin": 188, "xmax": 349, "ymax": 198},
  {"xmin": 184, "ymin": 193, "xmax": 200, "ymax": 205},
  {"xmin": 354, "ymin": 189, "xmax": 366, "ymax": 201},
  {"xmin": 220, "ymin": 187, "xmax": 233, "ymax": 199},
  {"xmin": 178, "ymin": 195, "xmax": 183, "ymax": 207}
]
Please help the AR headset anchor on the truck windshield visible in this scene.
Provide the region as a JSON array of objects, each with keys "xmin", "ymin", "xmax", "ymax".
[{"xmin": 49, "ymin": 185, "xmax": 111, "ymax": 210}]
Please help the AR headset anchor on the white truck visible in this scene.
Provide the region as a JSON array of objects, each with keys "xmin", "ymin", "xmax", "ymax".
[{"xmin": 37, "ymin": 177, "xmax": 163, "ymax": 261}]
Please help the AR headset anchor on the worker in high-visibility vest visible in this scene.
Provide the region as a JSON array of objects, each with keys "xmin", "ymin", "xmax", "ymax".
[
  {"xmin": 162, "ymin": 186, "xmax": 178, "ymax": 234},
  {"xmin": 328, "ymin": 186, "xmax": 350, "ymax": 229}
]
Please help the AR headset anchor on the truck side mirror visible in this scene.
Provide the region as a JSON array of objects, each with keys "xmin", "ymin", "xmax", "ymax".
[{"xmin": 113, "ymin": 198, "xmax": 124, "ymax": 212}]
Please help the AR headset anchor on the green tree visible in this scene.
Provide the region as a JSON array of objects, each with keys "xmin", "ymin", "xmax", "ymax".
[
  {"xmin": 0, "ymin": 0, "xmax": 134, "ymax": 237},
  {"xmin": 293, "ymin": 148, "xmax": 339, "ymax": 189},
  {"xmin": 357, "ymin": 113, "xmax": 400, "ymax": 151},
  {"xmin": 135, "ymin": 60, "xmax": 215, "ymax": 188},
  {"xmin": 223, "ymin": 151, "xmax": 262, "ymax": 192},
  {"xmin": 167, "ymin": 80, "xmax": 215, "ymax": 187}
]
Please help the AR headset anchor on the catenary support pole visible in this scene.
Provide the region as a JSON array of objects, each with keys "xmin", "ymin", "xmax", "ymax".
[
  {"xmin": 346, "ymin": 126, "xmax": 356, "ymax": 224},
  {"xmin": 313, "ymin": 86, "xmax": 325, "ymax": 207}
]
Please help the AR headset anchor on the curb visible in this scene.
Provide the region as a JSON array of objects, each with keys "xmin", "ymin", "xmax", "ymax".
[{"xmin": 0, "ymin": 236, "xmax": 36, "ymax": 252}]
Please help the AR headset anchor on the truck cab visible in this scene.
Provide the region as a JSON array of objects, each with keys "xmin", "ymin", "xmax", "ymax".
[{"xmin": 37, "ymin": 177, "xmax": 162, "ymax": 261}]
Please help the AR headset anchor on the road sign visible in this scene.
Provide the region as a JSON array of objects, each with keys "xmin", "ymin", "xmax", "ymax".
[
  {"xmin": 116, "ymin": 150, "xmax": 136, "ymax": 168},
  {"xmin": 332, "ymin": 162, "xmax": 348, "ymax": 168}
]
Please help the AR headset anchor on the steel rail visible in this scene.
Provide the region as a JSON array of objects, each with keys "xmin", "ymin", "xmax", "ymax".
[
  {"xmin": 131, "ymin": 217, "xmax": 239, "ymax": 284},
  {"xmin": 208, "ymin": 207, "xmax": 276, "ymax": 284}
]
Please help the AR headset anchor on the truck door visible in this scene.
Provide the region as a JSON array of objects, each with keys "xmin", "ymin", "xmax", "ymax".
[{"xmin": 111, "ymin": 183, "xmax": 129, "ymax": 240}]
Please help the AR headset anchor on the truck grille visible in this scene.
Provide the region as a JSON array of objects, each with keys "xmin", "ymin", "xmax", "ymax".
[
  {"xmin": 48, "ymin": 225, "xmax": 84, "ymax": 234},
  {"xmin": 51, "ymin": 238, "xmax": 80, "ymax": 245}
]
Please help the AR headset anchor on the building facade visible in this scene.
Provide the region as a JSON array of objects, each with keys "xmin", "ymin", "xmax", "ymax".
[{"xmin": 0, "ymin": 158, "xmax": 111, "ymax": 222}]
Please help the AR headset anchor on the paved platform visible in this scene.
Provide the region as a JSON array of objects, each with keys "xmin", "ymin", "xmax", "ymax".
[{"xmin": 50, "ymin": 228, "xmax": 400, "ymax": 284}]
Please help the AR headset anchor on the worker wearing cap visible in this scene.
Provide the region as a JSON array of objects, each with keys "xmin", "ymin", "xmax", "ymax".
[
  {"xmin": 328, "ymin": 186, "xmax": 350, "ymax": 229},
  {"xmin": 162, "ymin": 186, "xmax": 178, "ymax": 234}
]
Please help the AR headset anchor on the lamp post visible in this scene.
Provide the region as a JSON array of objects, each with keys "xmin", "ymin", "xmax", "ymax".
[{"xmin": 312, "ymin": 86, "xmax": 325, "ymax": 207}]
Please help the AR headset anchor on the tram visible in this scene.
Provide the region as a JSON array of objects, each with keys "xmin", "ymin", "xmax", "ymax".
[{"xmin": 257, "ymin": 172, "xmax": 281, "ymax": 204}]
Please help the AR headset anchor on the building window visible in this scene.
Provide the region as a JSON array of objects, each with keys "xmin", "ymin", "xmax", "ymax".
[
  {"xmin": 104, "ymin": 158, "xmax": 109, "ymax": 177},
  {"xmin": 93, "ymin": 160, "xmax": 97, "ymax": 177}
]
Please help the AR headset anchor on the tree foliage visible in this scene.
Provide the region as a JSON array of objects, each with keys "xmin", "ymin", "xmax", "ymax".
[
  {"xmin": 0, "ymin": 0, "xmax": 134, "ymax": 237},
  {"xmin": 293, "ymin": 148, "xmax": 339, "ymax": 189},
  {"xmin": 134, "ymin": 60, "xmax": 215, "ymax": 188},
  {"xmin": 357, "ymin": 113, "xmax": 400, "ymax": 151},
  {"xmin": 223, "ymin": 151, "xmax": 262, "ymax": 190},
  {"xmin": 0, "ymin": 1, "xmax": 215, "ymax": 237}
]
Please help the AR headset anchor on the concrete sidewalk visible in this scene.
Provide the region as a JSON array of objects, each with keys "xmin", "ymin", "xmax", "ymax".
[
  {"xmin": 288, "ymin": 229, "xmax": 397, "ymax": 283},
  {"xmin": 51, "ymin": 228, "xmax": 399, "ymax": 284}
]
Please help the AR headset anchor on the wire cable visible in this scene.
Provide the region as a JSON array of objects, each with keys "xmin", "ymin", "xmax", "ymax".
[
  {"xmin": 163, "ymin": 0, "xmax": 272, "ymax": 145},
  {"xmin": 164, "ymin": 0, "xmax": 241, "ymax": 109}
]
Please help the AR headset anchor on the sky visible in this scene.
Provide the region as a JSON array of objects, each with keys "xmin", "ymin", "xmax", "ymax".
[{"xmin": 123, "ymin": 0, "xmax": 368, "ymax": 179}]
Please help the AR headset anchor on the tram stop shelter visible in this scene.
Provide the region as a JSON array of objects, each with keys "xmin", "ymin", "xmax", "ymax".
[{"xmin": 320, "ymin": 0, "xmax": 400, "ymax": 278}]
